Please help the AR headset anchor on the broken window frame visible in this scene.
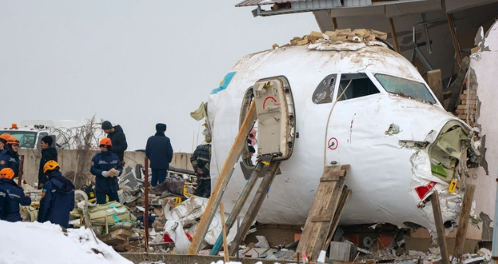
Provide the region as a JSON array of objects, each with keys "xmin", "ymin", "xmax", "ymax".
[
  {"xmin": 374, "ymin": 73, "xmax": 437, "ymax": 104},
  {"xmin": 312, "ymin": 74, "xmax": 338, "ymax": 105},
  {"xmin": 336, "ymin": 73, "xmax": 381, "ymax": 101}
]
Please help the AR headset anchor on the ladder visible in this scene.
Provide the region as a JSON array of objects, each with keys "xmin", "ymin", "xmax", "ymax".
[{"xmin": 296, "ymin": 165, "xmax": 351, "ymax": 261}]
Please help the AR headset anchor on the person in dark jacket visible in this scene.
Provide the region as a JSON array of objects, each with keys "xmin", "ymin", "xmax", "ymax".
[
  {"xmin": 37, "ymin": 160, "xmax": 75, "ymax": 228},
  {"xmin": 191, "ymin": 144, "xmax": 211, "ymax": 198},
  {"xmin": 38, "ymin": 136, "xmax": 58, "ymax": 189},
  {"xmin": 0, "ymin": 187, "xmax": 12, "ymax": 220},
  {"xmin": 101, "ymin": 120, "xmax": 128, "ymax": 163},
  {"xmin": 0, "ymin": 168, "xmax": 31, "ymax": 222},
  {"xmin": 0, "ymin": 137, "xmax": 20, "ymax": 177},
  {"xmin": 90, "ymin": 138, "xmax": 122, "ymax": 204},
  {"xmin": 145, "ymin": 123, "xmax": 173, "ymax": 187}
]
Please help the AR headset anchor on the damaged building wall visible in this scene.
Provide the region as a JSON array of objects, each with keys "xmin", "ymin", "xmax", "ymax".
[
  {"xmin": 460, "ymin": 20, "xmax": 498, "ymax": 241},
  {"xmin": 18, "ymin": 149, "xmax": 193, "ymax": 188}
]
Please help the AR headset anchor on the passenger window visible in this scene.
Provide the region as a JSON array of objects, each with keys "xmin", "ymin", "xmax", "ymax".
[
  {"xmin": 337, "ymin": 73, "xmax": 380, "ymax": 101},
  {"xmin": 312, "ymin": 74, "xmax": 337, "ymax": 104}
]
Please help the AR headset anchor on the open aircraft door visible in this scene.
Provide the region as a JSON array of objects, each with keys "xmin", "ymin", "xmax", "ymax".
[{"xmin": 239, "ymin": 76, "xmax": 296, "ymax": 178}]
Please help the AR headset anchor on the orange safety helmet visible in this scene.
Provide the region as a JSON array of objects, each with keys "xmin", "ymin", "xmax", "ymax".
[
  {"xmin": 43, "ymin": 160, "xmax": 60, "ymax": 174},
  {"xmin": 7, "ymin": 137, "xmax": 19, "ymax": 145},
  {"xmin": 99, "ymin": 138, "xmax": 112, "ymax": 147},
  {"xmin": 0, "ymin": 168, "xmax": 15, "ymax": 179},
  {"xmin": 0, "ymin": 133, "xmax": 10, "ymax": 141}
]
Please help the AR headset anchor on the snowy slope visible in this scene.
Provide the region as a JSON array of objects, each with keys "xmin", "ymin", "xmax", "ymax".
[{"xmin": 0, "ymin": 221, "xmax": 132, "ymax": 264}]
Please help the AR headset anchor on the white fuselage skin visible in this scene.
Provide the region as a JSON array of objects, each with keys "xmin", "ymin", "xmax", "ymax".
[{"xmin": 207, "ymin": 43, "xmax": 465, "ymax": 230}]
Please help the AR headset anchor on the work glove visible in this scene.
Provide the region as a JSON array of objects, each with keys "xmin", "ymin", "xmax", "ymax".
[
  {"xmin": 102, "ymin": 171, "xmax": 109, "ymax": 177},
  {"xmin": 109, "ymin": 168, "xmax": 119, "ymax": 177}
]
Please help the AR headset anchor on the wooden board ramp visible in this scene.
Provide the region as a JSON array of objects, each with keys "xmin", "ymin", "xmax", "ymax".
[
  {"xmin": 295, "ymin": 165, "xmax": 351, "ymax": 261},
  {"xmin": 228, "ymin": 161, "xmax": 282, "ymax": 256}
]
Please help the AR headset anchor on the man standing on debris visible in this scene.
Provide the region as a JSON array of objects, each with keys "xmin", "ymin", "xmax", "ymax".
[
  {"xmin": 101, "ymin": 120, "xmax": 128, "ymax": 165},
  {"xmin": 37, "ymin": 161, "xmax": 75, "ymax": 228},
  {"xmin": 0, "ymin": 168, "xmax": 31, "ymax": 222},
  {"xmin": 90, "ymin": 138, "xmax": 122, "ymax": 204},
  {"xmin": 0, "ymin": 133, "xmax": 10, "ymax": 151},
  {"xmin": 0, "ymin": 137, "xmax": 20, "ymax": 177},
  {"xmin": 145, "ymin": 123, "xmax": 173, "ymax": 187},
  {"xmin": 38, "ymin": 136, "xmax": 58, "ymax": 190},
  {"xmin": 191, "ymin": 143, "xmax": 211, "ymax": 198}
]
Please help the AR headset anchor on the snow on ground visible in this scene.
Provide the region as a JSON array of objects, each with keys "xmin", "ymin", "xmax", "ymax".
[{"xmin": 0, "ymin": 220, "xmax": 132, "ymax": 264}]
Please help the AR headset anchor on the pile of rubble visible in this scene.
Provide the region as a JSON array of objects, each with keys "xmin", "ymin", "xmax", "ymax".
[{"xmin": 272, "ymin": 29, "xmax": 389, "ymax": 49}]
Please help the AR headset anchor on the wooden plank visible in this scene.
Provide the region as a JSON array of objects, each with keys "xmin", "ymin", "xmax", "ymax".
[
  {"xmin": 388, "ymin": 17, "xmax": 401, "ymax": 53},
  {"xmin": 228, "ymin": 161, "xmax": 281, "ymax": 256},
  {"xmin": 453, "ymin": 185, "xmax": 476, "ymax": 261},
  {"xmin": 430, "ymin": 191, "xmax": 450, "ymax": 264},
  {"xmin": 188, "ymin": 101, "xmax": 257, "ymax": 255},
  {"xmin": 210, "ymin": 162, "xmax": 265, "ymax": 255},
  {"xmin": 311, "ymin": 214, "xmax": 334, "ymax": 222},
  {"xmin": 324, "ymin": 189, "xmax": 352, "ymax": 250},
  {"xmin": 320, "ymin": 169, "xmax": 346, "ymax": 182},
  {"xmin": 446, "ymin": 13, "xmax": 462, "ymax": 67},
  {"xmin": 220, "ymin": 202, "xmax": 229, "ymax": 263},
  {"xmin": 296, "ymin": 165, "xmax": 350, "ymax": 261},
  {"xmin": 427, "ymin": 69, "xmax": 444, "ymax": 104}
]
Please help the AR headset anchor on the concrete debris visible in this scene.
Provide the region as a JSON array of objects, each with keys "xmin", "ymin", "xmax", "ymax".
[{"xmin": 283, "ymin": 29, "xmax": 389, "ymax": 48}]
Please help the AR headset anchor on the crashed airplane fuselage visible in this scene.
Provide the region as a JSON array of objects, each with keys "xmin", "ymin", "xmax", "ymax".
[{"xmin": 207, "ymin": 40, "xmax": 480, "ymax": 231}]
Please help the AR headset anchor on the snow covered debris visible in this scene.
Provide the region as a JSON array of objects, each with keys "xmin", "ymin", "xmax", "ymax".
[{"xmin": 0, "ymin": 221, "xmax": 132, "ymax": 264}]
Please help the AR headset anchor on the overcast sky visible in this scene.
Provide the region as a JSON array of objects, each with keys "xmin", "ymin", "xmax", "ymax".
[{"xmin": 0, "ymin": 1, "xmax": 318, "ymax": 152}]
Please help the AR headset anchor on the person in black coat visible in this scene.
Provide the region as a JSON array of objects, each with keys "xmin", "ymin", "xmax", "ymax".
[
  {"xmin": 37, "ymin": 160, "xmax": 75, "ymax": 228},
  {"xmin": 101, "ymin": 120, "xmax": 128, "ymax": 163},
  {"xmin": 145, "ymin": 123, "xmax": 173, "ymax": 187},
  {"xmin": 38, "ymin": 136, "xmax": 58, "ymax": 189}
]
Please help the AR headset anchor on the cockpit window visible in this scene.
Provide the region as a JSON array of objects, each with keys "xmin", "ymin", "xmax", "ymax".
[
  {"xmin": 337, "ymin": 73, "xmax": 380, "ymax": 101},
  {"xmin": 312, "ymin": 74, "xmax": 336, "ymax": 104},
  {"xmin": 375, "ymin": 74, "xmax": 436, "ymax": 104}
]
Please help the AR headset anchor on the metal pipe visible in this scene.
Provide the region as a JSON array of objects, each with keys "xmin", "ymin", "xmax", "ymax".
[
  {"xmin": 144, "ymin": 157, "xmax": 150, "ymax": 252},
  {"xmin": 421, "ymin": 13, "xmax": 432, "ymax": 54},
  {"xmin": 492, "ymin": 166, "xmax": 498, "ymax": 260}
]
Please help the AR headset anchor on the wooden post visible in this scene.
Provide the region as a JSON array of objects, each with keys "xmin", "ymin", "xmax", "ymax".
[
  {"xmin": 228, "ymin": 161, "xmax": 281, "ymax": 256},
  {"xmin": 388, "ymin": 17, "xmax": 401, "ymax": 53},
  {"xmin": 188, "ymin": 101, "xmax": 257, "ymax": 255},
  {"xmin": 427, "ymin": 69, "xmax": 444, "ymax": 104},
  {"xmin": 453, "ymin": 185, "xmax": 476, "ymax": 260},
  {"xmin": 210, "ymin": 162, "xmax": 264, "ymax": 255},
  {"xmin": 17, "ymin": 155, "xmax": 24, "ymax": 186},
  {"xmin": 332, "ymin": 17, "xmax": 338, "ymax": 30},
  {"xmin": 220, "ymin": 202, "xmax": 230, "ymax": 263},
  {"xmin": 447, "ymin": 13, "xmax": 462, "ymax": 67},
  {"xmin": 144, "ymin": 157, "xmax": 150, "ymax": 252},
  {"xmin": 431, "ymin": 191, "xmax": 450, "ymax": 264}
]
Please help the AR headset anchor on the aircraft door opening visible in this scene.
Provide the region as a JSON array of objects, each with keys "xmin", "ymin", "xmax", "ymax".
[{"xmin": 239, "ymin": 76, "xmax": 296, "ymax": 179}]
